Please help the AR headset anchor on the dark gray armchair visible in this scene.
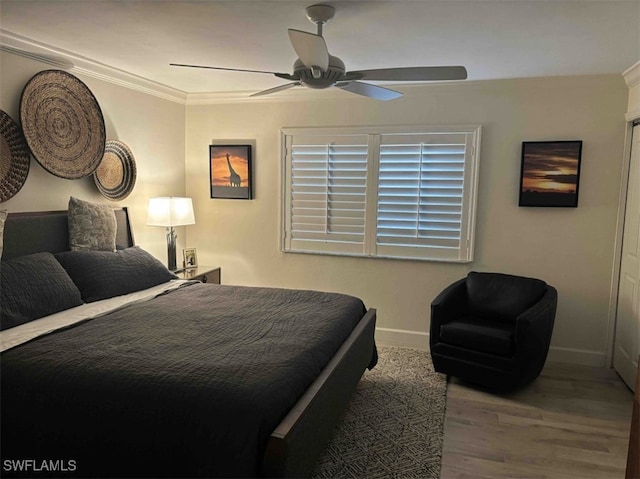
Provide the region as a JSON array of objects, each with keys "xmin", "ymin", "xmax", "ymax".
[{"xmin": 429, "ymin": 271, "xmax": 557, "ymax": 391}]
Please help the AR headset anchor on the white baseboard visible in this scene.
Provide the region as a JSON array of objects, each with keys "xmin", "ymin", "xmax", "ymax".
[
  {"xmin": 375, "ymin": 328, "xmax": 429, "ymax": 351},
  {"xmin": 546, "ymin": 346, "xmax": 607, "ymax": 368},
  {"xmin": 375, "ymin": 327, "xmax": 608, "ymax": 367}
]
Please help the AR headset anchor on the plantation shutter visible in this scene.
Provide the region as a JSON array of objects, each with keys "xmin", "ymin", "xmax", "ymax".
[
  {"xmin": 376, "ymin": 132, "xmax": 476, "ymax": 261},
  {"xmin": 284, "ymin": 134, "xmax": 369, "ymax": 255},
  {"xmin": 282, "ymin": 125, "xmax": 480, "ymax": 262}
]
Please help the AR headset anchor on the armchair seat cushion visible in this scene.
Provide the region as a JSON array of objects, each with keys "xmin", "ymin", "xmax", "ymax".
[{"xmin": 440, "ymin": 317, "xmax": 514, "ymax": 356}]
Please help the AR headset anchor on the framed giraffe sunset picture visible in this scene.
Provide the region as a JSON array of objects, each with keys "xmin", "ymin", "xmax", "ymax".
[{"xmin": 209, "ymin": 144, "xmax": 253, "ymax": 199}]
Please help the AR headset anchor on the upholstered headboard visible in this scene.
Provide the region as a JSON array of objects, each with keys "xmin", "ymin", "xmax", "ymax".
[{"xmin": 2, "ymin": 208, "xmax": 134, "ymax": 260}]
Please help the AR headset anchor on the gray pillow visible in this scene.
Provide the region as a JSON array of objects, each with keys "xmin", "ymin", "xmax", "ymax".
[
  {"xmin": 55, "ymin": 246, "xmax": 177, "ymax": 303},
  {"xmin": 0, "ymin": 252, "xmax": 84, "ymax": 330},
  {"xmin": 68, "ymin": 196, "xmax": 117, "ymax": 251}
]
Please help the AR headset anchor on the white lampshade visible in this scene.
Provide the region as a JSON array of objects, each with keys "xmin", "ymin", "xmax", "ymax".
[{"xmin": 147, "ymin": 197, "xmax": 195, "ymax": 227}]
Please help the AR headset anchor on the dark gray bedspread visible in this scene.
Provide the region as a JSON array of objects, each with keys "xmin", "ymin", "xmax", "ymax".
[{"xmin": 0, "ymin": 282, "xmax": 370, "ymax": 478}]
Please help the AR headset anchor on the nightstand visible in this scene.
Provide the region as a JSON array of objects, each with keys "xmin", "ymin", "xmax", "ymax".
[{"xmin": 175, "ymin": 266, "xmax": 221, "ymax": 284}]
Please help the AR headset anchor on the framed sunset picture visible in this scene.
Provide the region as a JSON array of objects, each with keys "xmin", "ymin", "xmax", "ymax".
[
  {"xmin": 519, "ymin": 141, "xmax": 582, "ymax": 207},
  {"xmin": 209, "ymin": 144, "xmax": 253, "ymax": 199}
]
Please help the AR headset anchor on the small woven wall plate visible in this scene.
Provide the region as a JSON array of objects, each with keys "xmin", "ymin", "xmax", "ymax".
[
  {"xmin": 93, "ymin": 139, "xmax": 137, "ymax": 201},
  {"xmin": 19, "ymin": 69, "xmax": 106, "ymax": 179},
  {"xmin": 0, "ymin": 110, "xmax": 30, "ymax": 202}
]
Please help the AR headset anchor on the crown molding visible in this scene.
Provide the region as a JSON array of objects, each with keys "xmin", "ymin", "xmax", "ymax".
[
  {"xmin": 623, "ymin": 60, "xmax": 640, "ymax": 88},
  {"xmin": 1, "ymin": 30, "xmax": 187, "ymax": 105},
  {"xmin": 623, "ymin": 61, "xmax": 640, "ymax": 121}
]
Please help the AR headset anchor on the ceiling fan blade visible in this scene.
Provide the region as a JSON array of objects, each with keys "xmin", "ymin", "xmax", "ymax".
[
  {"xmin": 349, "ymin": 66, "xmax": 468, "ymax": 82},
  {"xmin": 170, "ymin": 63, "xmax": 287, "ymax": 76},
  {"xmin": 288, "ymin": 29, "xmax": 329, "ymax": 72},
  {"xmin": 337, "ymin": 81, "xmax": 403, "ymax": 101},
  {"xmin": 250, "ymin": 82, "xmax": 301, "ymax": 97}
]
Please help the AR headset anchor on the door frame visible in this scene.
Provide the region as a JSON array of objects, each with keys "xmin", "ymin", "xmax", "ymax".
[
  {"xmin": 606, "ymin": 121, "xmax": 636, "ymax": 367},
  {"xmin": 606, "ymin": 62, "xmax": 640, "ymax": 368}
]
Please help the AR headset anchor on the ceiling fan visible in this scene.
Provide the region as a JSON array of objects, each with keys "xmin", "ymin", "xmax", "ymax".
[{"xmin": 170, "ymin": 4, "xmax": 467, "ymax": 101}]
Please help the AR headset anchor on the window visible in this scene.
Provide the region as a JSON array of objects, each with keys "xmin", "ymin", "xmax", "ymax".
[{"xmin": 282, "ymin": 125, "xmax": 481, "ymax": 262}]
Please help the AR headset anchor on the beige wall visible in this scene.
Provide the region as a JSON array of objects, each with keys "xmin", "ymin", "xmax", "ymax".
[
  {"xmin": 0, "ymin": 50, "xmax": 187, "ymax": 260},
  {"xmin": 185, "ymin": 75, "xmax": 628, "ymax": 365}
]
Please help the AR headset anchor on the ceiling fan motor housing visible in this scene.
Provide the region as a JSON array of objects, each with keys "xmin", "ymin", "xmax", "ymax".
[{"xmin": 293, "ymin": 55, "xmax": 345, "ymax": 89}]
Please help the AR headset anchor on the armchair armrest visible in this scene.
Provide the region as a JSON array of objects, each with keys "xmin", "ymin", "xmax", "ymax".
[{"xmin": 514, "ymin": 286, "xmax": 558, "ymax": 353}]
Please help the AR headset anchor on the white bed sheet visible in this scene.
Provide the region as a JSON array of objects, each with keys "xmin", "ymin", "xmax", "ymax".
[{"xmin": 0, "ymin": 280, "xmax": 189, "ymax": 353}]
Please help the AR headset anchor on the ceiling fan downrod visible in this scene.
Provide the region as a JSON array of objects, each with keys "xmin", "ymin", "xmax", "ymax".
[{"xmin": 305, "ymin": 4, "xmax": 335, "ymax": 36}]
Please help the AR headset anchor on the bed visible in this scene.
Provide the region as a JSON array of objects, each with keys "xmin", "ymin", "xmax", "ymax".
[{"xmin": 0, "ymin": 208, "xmax": 377, "ymax": 478}]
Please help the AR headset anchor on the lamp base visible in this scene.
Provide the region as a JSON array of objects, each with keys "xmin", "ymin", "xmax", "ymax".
[{"xmin": 166, "ymin": 227, "xmax": 178, "ymax": 271}]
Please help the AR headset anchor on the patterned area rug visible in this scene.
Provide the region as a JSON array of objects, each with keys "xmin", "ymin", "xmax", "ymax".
[{"xmin": 311, "ymin": 346, "xmax": 448, "ymax": 479}]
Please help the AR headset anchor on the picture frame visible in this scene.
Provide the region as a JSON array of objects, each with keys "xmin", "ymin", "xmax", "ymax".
[
  {"xmin": 519, "ymin": 140, "xmax": 582, "ymax": 207},
  {"xmin": 183, "ymin": 248, "xmax": 198, "ymax": 269},
  {"xmin": 209, "ymin": 144, "xmax": 253, "ymax": 199}
]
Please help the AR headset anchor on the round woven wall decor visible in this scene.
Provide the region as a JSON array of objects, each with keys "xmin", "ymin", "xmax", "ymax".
[
  {"xmin": 93, "ymin": 139, "xmax": 137, "ymax": 201},
  {"xmin": 19, "ymin": 69, "xmax": 106, "ymax": 179},
  {"xmin": 0, "ymin": 110, "xmax": 30, "ymax": 203}
]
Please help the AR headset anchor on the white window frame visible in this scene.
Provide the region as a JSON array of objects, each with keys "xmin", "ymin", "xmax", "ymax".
[{"xmin": 281, "ymin": 125, "xmax": 481, "ymax": 263}]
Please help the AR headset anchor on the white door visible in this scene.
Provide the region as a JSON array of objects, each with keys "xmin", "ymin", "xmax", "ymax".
[{"xmin": 614, "ymin": 124, "xmax": 640, "ymax": 391}]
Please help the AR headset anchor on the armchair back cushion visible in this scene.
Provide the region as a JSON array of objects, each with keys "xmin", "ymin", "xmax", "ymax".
[{"xmin": 466, "ymin": 272, "xmax": 547, "ymax": 322}]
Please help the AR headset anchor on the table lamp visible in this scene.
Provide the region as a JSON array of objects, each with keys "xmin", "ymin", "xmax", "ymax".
[{"xmin": 147, "ymin": 197, "xmax": 195, "ymax": 271}]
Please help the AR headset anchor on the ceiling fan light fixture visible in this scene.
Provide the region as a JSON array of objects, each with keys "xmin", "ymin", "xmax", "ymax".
[
  {"xmin": 294, "ymin": 55, "xmax": 346, "ymax": 88},
  {"xmin": 311, "ymin": 66, "xmax": 322, "ymax": 78}
]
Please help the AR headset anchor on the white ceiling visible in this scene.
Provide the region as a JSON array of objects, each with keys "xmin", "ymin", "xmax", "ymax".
[{"xmin": 1, "ymin": 0, "xmax": 639, "ymax": 97}]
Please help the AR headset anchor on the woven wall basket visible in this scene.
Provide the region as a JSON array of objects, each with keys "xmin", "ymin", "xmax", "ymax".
[
  {"xmin": 19, "ymin": 70, "xmax": 106, "ymax": 179},
  {"xmin": 0, "ymin": 110, "xmax": 30, "ymax": 202},
  {"xmin": 94, "ymin": 139, "xmax": 137, "ymax": 201}
]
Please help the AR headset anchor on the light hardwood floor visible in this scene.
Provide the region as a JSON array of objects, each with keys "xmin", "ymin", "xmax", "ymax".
[{"xmin": 440, "ymin": 362, "xmax": 634, "ymax": 479}]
